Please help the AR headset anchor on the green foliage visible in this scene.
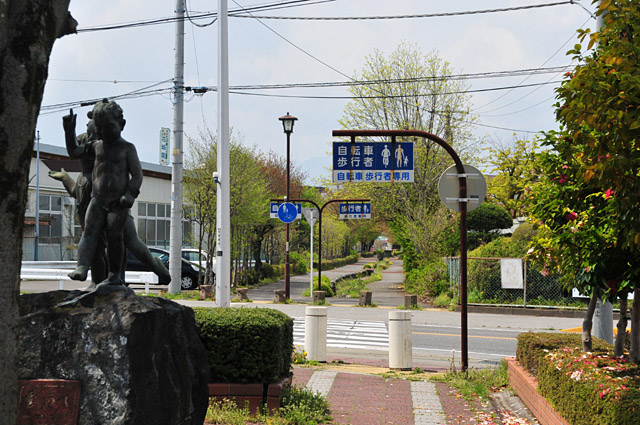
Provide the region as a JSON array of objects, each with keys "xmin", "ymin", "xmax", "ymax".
[
  {"xmin": 311, "ymin": 275, "xmax": 334, "ymax": 297},
  {"xmin": 430, "ymin": 361, "xmax": 509, "ymax": 401},
  {"xmin": 234, "ymin": 269, "xmax": 261, "ymax": 287},
  {"xmin": 290, "ymin": 251, "xmax": 308, "ymax": 275},
  {"xmin": 518, "ymin": 333, "xmax": 640, "ymax": 425},
  {"xmin": 261, "ymin": 263, "xmax": 275, "ymax": 279},
  {"xmin": 279, "ymin": 385, "xmax": 332, "ymax": 425},
  {"xmin": 194, "ymin": 307, "xmax": 293, "ymax": 384},
  {"xmin": 526, "ymin": 0, "xmax": 640, "ymax": 347},
  {"xmin": 313, "ymin": 251, "xmax": 358, "ymax": 271},
  {"xmin": 404, "ymin": 258, "xmax": 449, "ymax": 298},
  {"xmin": 467, "ymin": 203, "xmax": 513, "ymax": 233},
  {"xmin": 516, "ymin": 332, "xmax": 610, "ymax": 376},
  {"xmin": 361, "ymin": 252, "xmax": 375, "ymax": 258},
  {"xmin": 484, "ymin": 137, "xmax": 539, "ymax": 218}
]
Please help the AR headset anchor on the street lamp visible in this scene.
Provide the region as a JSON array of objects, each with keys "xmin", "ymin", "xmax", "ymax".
[{"xmin": 279, "ymin": 113, "xmax": 297, "ymax": 299}]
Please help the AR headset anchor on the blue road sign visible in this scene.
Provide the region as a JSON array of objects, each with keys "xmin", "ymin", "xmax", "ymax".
[
  {"xmin": 339, "ymin": 202, "xmax": 371, "ymax": 219},
  {"xmin": 332, "ymin": 141, "xmax": 414, "ymax": 183},
  {"xmin": 277, "ymin": 202, "xmax": 298, "ymax": 223},
  {"xmin": 270, "ymin": 202, "xmax": 301, "ymax": 220}
]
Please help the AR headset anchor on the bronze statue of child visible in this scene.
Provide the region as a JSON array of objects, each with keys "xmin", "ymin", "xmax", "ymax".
[{"xmin": 68, "ymin": 99, "xmax": 142, "ymax": 286}]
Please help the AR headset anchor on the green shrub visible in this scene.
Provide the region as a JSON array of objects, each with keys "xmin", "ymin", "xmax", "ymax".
[
  {"xmin": 361, "ymin": 252, "xmax": 375, "ymax": 258},
  {"xmin": 516, "ymin": 332, "xmax": 610, "ymax": 376},
  {"xmin": 311, "ymin": 276, "xmax": 334, "ymax": 297},
  {"xmin": 363, "ymin": 262, "xmax": 374, "ymax": 270},
  {"xmin": 404, "ymin": 259, "xmax": 449, "ymax": 298},
  {"xmin": 234, "ymin": 269, "xmax": 260, "ymax": 286},
  {"xmin": 194, "ymin": 307, "xmax": 293, "ymax": 383},
  {"xmin": 280, "ymin": 384, "xmax": 331, "ymax": 424},
  {"xmin": 538, "ymin": 346, "xmax": 640, "ymax": 425},
  {"xmin": 272, "ymin": 264, "xmax": 285, "ymax": 278},
  {"xmin": 261, "ymin": 263, "xmax": 274, "ymax": 278}
]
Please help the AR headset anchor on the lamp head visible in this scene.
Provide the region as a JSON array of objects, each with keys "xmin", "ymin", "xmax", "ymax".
[{"xmin": 279, "ymin": 112, "xmax": 297, "ymax": 134}]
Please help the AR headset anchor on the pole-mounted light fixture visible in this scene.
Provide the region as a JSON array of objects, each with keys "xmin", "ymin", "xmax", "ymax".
[{"xmin": 279, "ymin": 113, "xmax": 297, "ymax": 134}]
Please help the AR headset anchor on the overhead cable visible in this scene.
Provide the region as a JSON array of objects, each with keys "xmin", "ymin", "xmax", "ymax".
[{"xmin": 233, "ymin": 1, "xmax": 574, "ymax": 20}]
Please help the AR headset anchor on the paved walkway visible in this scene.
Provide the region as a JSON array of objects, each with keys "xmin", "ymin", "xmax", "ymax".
[
  {"xmin": 247, "ymin": 256, "xmax": 420, "ymax": 308},
  {"xmin": 292, "ymin": 366, "xmax": 446, "ymax": 425}
]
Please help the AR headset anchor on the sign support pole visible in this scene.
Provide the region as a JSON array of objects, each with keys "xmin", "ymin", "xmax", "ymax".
[{"xmin": 332, "ymin": 129, "xmax": 470, "ymax": 371}]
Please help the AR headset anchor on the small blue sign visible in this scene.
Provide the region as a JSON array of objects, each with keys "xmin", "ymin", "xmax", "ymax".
[
  {"xmin": 270, "ymin": 202, "xmax": 301, "ymax": 220},
  {"xmin": 277, "ymin": 202, "xmax": 298, "ymax": 223},
  {"xmin": 339, "ymin": 202, "xmax": 371, "ymax": 219}
]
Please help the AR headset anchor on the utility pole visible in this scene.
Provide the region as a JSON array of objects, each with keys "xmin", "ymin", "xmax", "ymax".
[
  {"xmin": 34, "ymin": 131, "xmax": 40, "ymax": 261},
  {"xmin": 168, "ymin": 0, "xmax": 185, "ymax": 294},
  {"xmin": 592, "ymin": 0, "xmax": 613, "ymax": 344},
  {"xmin": 216, "ymin": 0, "xmax": 231, "ymax": 307}
]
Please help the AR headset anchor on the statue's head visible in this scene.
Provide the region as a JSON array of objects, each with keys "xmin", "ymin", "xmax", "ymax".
[{"xmin": 92, "ymin": 99, "xmax": 126, "ymax": 141}]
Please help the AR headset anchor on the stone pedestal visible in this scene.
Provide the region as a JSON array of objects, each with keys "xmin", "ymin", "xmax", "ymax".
[
  {"xmin": 200, "ymin": 284, "xmax": 213, "ymax": 300},
  {"xmin": 19, "ymin": 290, "xmax": 211, "ymax": 425},
  {"xmin": 404, "ymin": 294, "xmax": 418, "ymax": 308},
  {"xmin": 359, "ymin": 291, "xmax": 372, "ymax": 306},
  {"xmin": 274, "ymin": 289, "xmax": 286, "ymax": 303}
]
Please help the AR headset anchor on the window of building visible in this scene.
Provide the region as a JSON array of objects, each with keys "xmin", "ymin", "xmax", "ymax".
[
  {"xmin": 137, "ymin": 201, "xmax": 188, "ymax": 248},
  {"xmin": 38, "ymin": 194, "xmax": 63, "ymax": 239}
]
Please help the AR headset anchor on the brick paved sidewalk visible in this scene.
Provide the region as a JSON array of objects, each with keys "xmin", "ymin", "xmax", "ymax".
[{"xmin": 292, "ymin": 366, "xmax": 446, "ymax": 425}]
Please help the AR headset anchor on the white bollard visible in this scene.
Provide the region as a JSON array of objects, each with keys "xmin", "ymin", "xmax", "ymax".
[
  {"xmin": 145, "ymin": 281, "xmax": 150, "ymax": 295},
  {"xmin": 389, "ymin": 310, "xmax": 412, "ymax": 370},
  {"xmin": 59, "ymin": 279, "xmax": 64, "ymax": 290},
  {"xmin": 305, "ymin": 306, "xmax": 327, "ymax": 362}
]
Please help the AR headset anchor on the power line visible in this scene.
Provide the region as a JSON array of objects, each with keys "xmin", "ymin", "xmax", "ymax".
[
  {"xmin": 75, "ymin": 0, "xmax": 332, "ymax": 33},
  {"xmin": 221, "ymin": 80, "xmax": 562, "ymax": 99},
  {"xmin": 233, "ymin": 1, "xmax": 575, "ymax": 20}
]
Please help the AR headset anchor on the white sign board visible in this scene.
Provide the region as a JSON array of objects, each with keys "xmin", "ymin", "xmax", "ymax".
[
  {"xmin": 159, "ymin": 127, "xmax": 170, "ymax": 166},
  {"xmin": 501, "ymin": 258, "xmax": 524, "ymax": 289},
  {"xmin": 270, "ymin": 202, "xmax": 301, "ymax": 220}
]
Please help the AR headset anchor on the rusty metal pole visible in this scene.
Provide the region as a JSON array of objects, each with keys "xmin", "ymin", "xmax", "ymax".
[{"xmin": 331, "ymin": 129, "xmax": 469, "ymax": 371}]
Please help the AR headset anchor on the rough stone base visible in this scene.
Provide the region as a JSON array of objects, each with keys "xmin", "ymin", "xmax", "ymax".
[{"xmin": 19, "ymin": 290, "xmax": 211, "ymax": 425}]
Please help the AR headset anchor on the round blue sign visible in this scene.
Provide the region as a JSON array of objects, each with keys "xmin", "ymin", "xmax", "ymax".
[{"xmin": 277, "ymin": 202, "xmax": 297, "ymax": 224}]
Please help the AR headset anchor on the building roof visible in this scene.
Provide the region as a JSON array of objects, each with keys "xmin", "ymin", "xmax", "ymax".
[{"xmin": 34, "ymin": 143, "xmax": 171, "ymax": 180}]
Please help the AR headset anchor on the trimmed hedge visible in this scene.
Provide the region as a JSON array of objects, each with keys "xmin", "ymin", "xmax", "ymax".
[
  {"xmin": 194, "ymin": 307, "xmax": 293, "ymax": 384},
  {"xmin": 312, "ymin": 252, "xmax": 358, "ymax": 271},
  {"xmin": 516, "ymin": 332, "xmax": 640, "ymax": 425},
  {"xmin": 516, "ymin": 332, "xmax": 609, "ymax": 376}
]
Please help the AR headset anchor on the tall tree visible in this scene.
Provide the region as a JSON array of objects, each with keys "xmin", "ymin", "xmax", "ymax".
[
  {"xmin": 338, "ymin": 41, "xmax": 478, "ymax": 267},
  {"xmin": 484, "ymin": 137, "xmax": 539, "ymax": 218},
  {"xmin": 0, "ymin": 1, "xmax": 76, "ymax": 421},
  {"xmin": 527, "ymin": 0, "xmax": 640, "ymax": 359}
]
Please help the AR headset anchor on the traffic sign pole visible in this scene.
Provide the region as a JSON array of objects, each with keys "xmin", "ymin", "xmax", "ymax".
[{"xmin": 333, "ymin": 128, "xmax": 471, "ymax": 371}]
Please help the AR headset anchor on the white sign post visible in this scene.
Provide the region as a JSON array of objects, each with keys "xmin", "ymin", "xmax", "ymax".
[{"xmin": 302, "ymin": 207, "xmax": 318, "ymax": 297}]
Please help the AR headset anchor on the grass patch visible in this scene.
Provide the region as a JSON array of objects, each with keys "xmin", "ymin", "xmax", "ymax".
[
  {"xmin": 204, "ymin": 385, "xmax": 331, "ymax": 425},
  {"xmin": 143, "ymin": 290, "xmax": 203, "ymax": 301},
  {"xmin": 430, "ymin": 360, "xmax": 509, "ymax": 401}
]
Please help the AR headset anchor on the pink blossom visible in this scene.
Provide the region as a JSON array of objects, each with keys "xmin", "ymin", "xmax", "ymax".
[
  {"xmin": 558, "ymin": 174, "xmax": 568, "ymax": 184},
  {"xmin": 565, "ymin": 211, "xmax": 578, "ymax": 221},
  {"xmin": 605, "ymin": 188, "xmax": 614, "ymax": 200}
]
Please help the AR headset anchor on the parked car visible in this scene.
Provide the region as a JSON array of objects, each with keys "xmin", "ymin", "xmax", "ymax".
[
  {"xmin": 126, "ymin": 247, "xmax": 200, "ymax": 290},
  {"xmin": 181, "ymin": 248, "xmax": 216, "ymax": 271}
]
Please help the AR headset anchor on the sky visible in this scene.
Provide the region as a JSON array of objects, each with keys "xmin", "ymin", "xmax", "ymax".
[{"xmin": 36, "ymin": 0, "xmax": 598, "ymax": 184}]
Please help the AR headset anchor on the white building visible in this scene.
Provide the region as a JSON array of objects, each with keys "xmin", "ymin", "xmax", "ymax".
[{"xmin": 24, "ymin": 143, "xmax": 191, "ymax": 261}]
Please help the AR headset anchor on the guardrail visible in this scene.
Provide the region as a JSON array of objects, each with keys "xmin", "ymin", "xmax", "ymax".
[{"xmin": 20, "ymin": 267, "xmax": 158, "ymax": 294}]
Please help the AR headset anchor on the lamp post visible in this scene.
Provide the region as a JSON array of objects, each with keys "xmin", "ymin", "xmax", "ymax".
[{"xmin": 279, "ymin": 113, "xmax": 297, "ymax": 300}]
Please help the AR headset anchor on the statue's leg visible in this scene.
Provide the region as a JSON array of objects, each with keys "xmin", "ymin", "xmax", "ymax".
[
  {"xmin": 69, "ymin": 199, "xmax": 106, "ymax": 281},
  {"xmin": 89, "ymin": 235, "xmax": 107, "ymax": 285},
  {"xmin": 123, "ymin": 216, "xmax": 171, "ymax": 283},
  {"xmin": 101, "ymin": 206, "xmax": 129, "ymax": 285}
]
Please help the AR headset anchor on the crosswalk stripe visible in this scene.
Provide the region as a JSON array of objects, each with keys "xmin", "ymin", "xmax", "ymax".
[{"xmin": 293, "ymin": 317, "xmax": 389, "ymax": 350}]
